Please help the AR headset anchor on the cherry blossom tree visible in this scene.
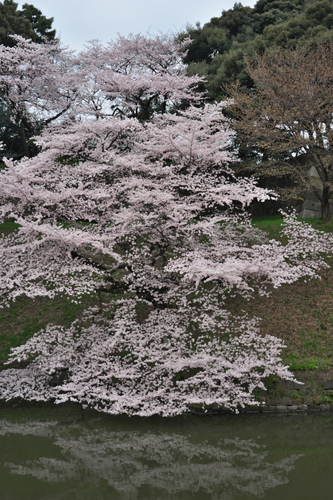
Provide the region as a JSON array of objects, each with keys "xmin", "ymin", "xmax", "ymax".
[
  {"xmin": 78, "ymin": 33, "xmax": 204, "ymax": 120},
  {"xmin": 0, "ymin": 35, "xmax": 79, "ymax": 158},
  {"xmin": 0, "ymin": 302, "xmax": 303, "ymax": 416},
  {"xmin": 0, "ymin": 34, "xmax": 333, "ymax": 415}
]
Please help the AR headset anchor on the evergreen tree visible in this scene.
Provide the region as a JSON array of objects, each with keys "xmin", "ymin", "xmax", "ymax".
[
  {"xmin": 20, "ymin": 3, "xmax": 56, "ymax": 42},
  {"xmin": 0, "ymin": 0, "xmax": 55, "ymax": 47}
]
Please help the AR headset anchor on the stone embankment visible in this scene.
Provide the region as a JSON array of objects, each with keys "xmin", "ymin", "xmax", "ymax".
[
  {"xmin": 253, "ymin": 370, "xmax": 333, "ymax": 413},
  {"xmin": 191, "ymin": 370, "xmax": 333, "ymax": 415},
  {"xmin": 233, "ymin": 369, "xmax": 333, "ymax": 414}
]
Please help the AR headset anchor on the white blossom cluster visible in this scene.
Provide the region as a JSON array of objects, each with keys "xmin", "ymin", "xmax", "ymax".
[{"xmin": 1, "ymin": 302, "xmax": 297, "ymax": 416}]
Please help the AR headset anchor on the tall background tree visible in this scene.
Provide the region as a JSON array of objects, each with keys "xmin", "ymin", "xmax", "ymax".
[
  {"xmin": 180, "ymin": 0, "xmax": 333, "ymax": 101},
  {"xmin": 228, "ymin": 43, "xmax": 333, "ymax": 220}
]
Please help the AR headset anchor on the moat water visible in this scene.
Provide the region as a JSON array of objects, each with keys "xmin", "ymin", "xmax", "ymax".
[{"xmin": 0, "ymin": 406, "xmax": 332, "ymax": 499}]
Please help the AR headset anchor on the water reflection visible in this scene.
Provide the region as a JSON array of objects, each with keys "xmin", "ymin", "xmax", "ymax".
[{"xmin": 0, "ymin": 408, "xmax": 332, "ymax": 500}]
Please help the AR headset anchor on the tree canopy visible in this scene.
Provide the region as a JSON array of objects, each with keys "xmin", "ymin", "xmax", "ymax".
[{"xmin": 0, "ymin": 36, "xmax": 79, "ymax": 160}]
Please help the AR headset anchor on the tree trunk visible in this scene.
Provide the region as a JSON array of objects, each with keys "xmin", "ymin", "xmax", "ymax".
[
  {"xmin": 19, "ymin": 122, "xmax": 30, "ymax": 158},
  {"xmin": 320, "ymin": 186, "xmax": 331, "ymax": 220}
]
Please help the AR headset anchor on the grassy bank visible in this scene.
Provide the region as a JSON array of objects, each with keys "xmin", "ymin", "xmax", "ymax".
[
  {"xmin": 240, "ymin": 215, "xmax": 333, "ymax": 371},
  {"xmin": 0, "ymin": 215, "xmax": 332, "ymax": 371}
]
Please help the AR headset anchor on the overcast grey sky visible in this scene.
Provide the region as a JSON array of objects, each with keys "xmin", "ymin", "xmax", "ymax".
[{"xmin": 18, "ymin": 0, "xmax": 256, "ymax": 51}]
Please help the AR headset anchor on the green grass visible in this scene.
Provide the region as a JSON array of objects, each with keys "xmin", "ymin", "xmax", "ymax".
[
  {"xmin": 283, "ymin": 354, "xmax": 330, "ymax": 371},
  {"xmin": 0, "ymin": 221, "xmax": 21, "ymax": 236},
  {"xmin": 0, "ymin": 293, "xmax": 100, "ymax": 361},
  {"xmin": 252, "ymin": 214, "xmax": 333, "ymax": 242},
  {"xmin": 251, "ymin": 214, "xmax": 284, "ymax": 240}
]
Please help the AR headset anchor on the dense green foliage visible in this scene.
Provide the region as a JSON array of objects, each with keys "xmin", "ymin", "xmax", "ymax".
[
  {"xmin": 180, "ymin": 0, "xmax": 333, "ymax": 99},
  {"xmin": 0, "ymin": 0, "xmax": 55, "ymax": 46}
]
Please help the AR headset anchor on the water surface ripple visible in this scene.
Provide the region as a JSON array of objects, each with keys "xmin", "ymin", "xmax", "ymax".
[{"xmin": 0, "ymin": 407, "xmax": 332, "ymax": 499}]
